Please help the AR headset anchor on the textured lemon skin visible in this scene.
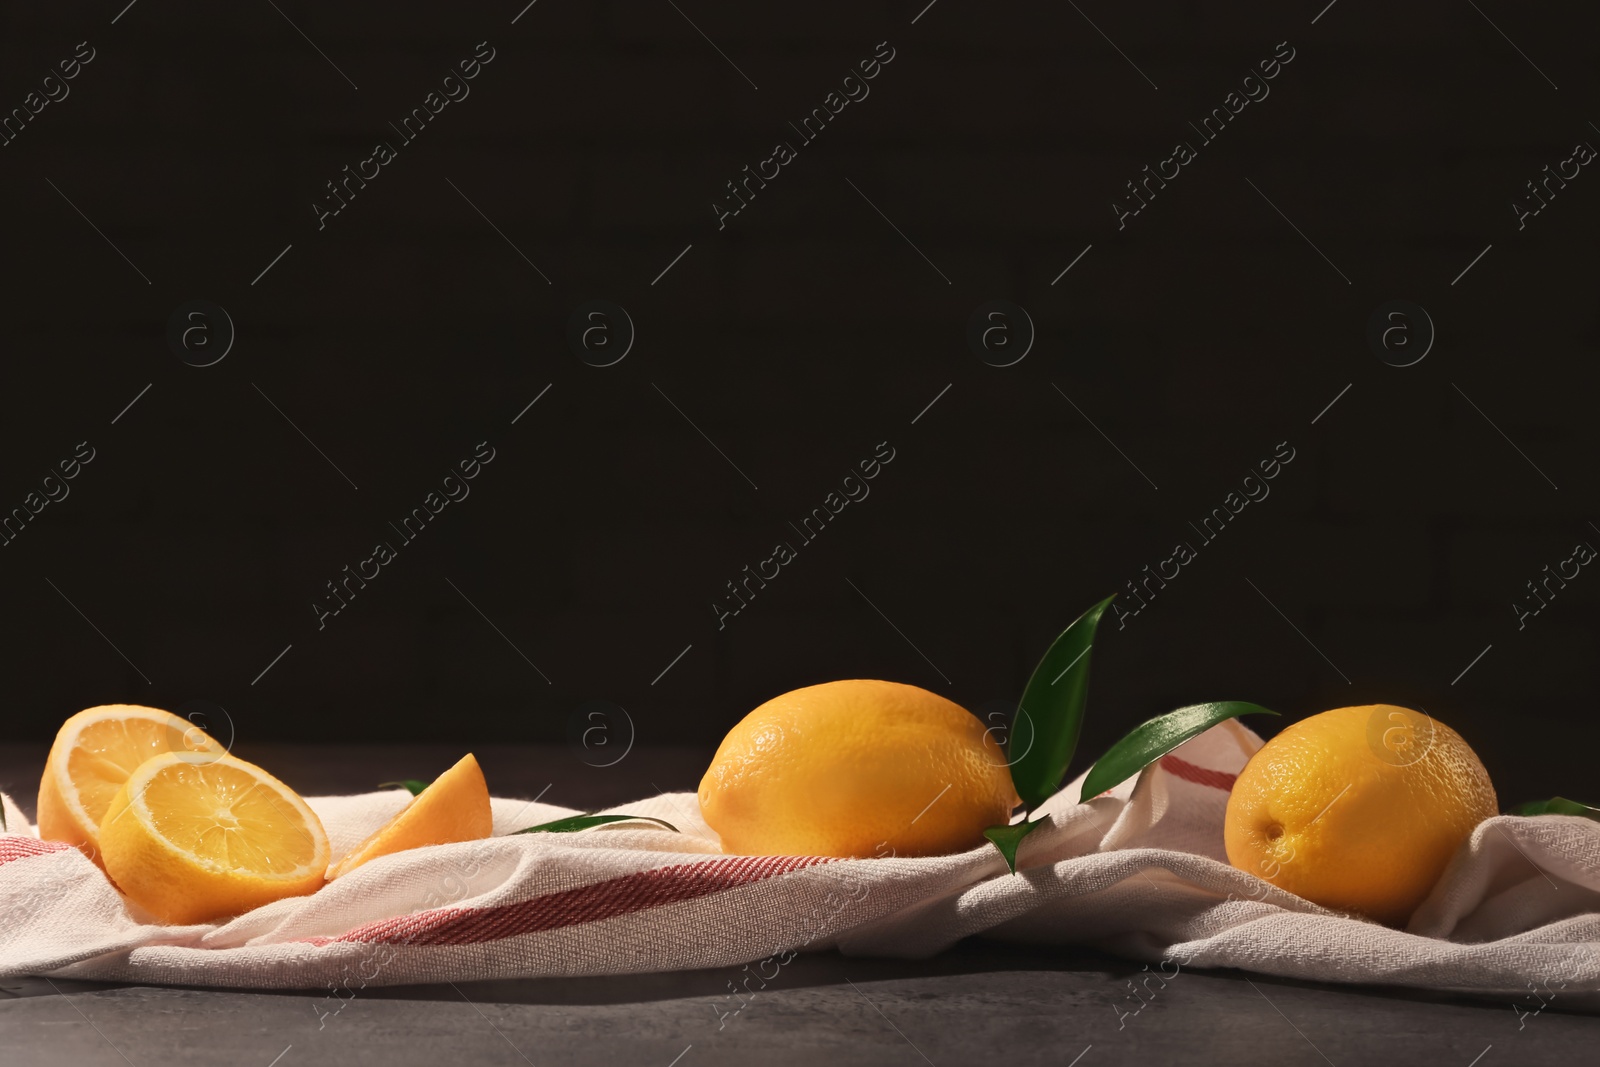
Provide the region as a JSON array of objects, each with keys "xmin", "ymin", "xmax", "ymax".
[
  {"xmin": 37, "ymin": 704, "xmax": 219, "ymax": 868},
  {"xmin": 698, "ymin": 680, "xmax": 1020, "ymax": 858},
  {"xmin": 1223, "ymin": 705, "xmax": 1497, "ymax": 926},
  {"xmin": 98, "ymin": 752, "xmax": 330, "ymax": 925},
  {"xmin": 328, "ymin": 753, "xmax": 493, "ymax": 879}
]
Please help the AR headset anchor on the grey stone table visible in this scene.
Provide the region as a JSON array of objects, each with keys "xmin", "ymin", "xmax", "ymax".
[{"xmin": 2, "ymin": 744, "xmax": 1594, "ymax": 1066}]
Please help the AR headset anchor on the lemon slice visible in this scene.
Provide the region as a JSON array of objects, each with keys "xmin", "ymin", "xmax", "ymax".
[
  {"xmin": 36, "ymin": 704, "xmax": 223, "ymax": 864},
  {"xmin": 99, "ymin": 751, "xmax": 330, "ymax": 924},
  {"xmin": 328, "ymin": 753, "xmax": 492, "ymax": 879}
]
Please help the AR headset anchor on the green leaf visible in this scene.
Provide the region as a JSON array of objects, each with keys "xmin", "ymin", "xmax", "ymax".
[
  {"xmin": 1008, "ymin": 595, "xmax": 1115, "ymax": 811},
  {"xmin": 1079, "ymin": 701, "xmax": 1279, "ymax": 802},
  {"xmin": 378, "ymin": 779, "xmax": 431, "ymax": 796},
  {"xmin": 511, "ymin": 813, "xmax": 680, "ymax": 835},
  {"xmin": 983, "ymin": 820, "xmax": 1042, "ymax": 874},
  {"xmin": 1509, "ymin": 796, "xmax": 1600, "ymax": 820}
]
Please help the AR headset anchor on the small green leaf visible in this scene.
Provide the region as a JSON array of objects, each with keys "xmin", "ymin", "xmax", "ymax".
[
  {"xmin": 378, "ymin": 779, "xmax": 431, "ymax": 796},
  {"xmin": 983, "ymin": 820, "xmax": 1042, "ymax": 874},
  {"xmin": 1079, "ymin": 701, "xmax": 1279, "ymax": 802},
  {"xmin": 512, "ymin": 813, "xmax": 680, "ymax": 835},
  {"xmin": 1008, "ymin": 595, "xmax": 1115, "ymax": 811},
  {"xmin": 1509, "ymin": 796, "xmax": 1600, "ymax": 820}
]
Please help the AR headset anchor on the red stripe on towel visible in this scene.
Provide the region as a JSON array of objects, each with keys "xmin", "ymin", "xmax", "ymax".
[
  {"xmin": 312, "ymin": 853, "xmax": 835, "ymax": 948},
  {"xmin": 1158, "ymin": 754, "xmax": 1237, "ymax": 792},
  {"xmin": 0, "ymin": 837, "xmax": 74, "ymax": 866}
]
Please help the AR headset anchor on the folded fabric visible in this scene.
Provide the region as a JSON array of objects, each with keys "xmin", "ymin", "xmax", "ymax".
[{"xmin": 1, "ymin": 721, "xmax": 1596, "ymax": 1012}]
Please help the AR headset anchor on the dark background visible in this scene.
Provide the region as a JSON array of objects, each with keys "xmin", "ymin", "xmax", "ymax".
[{"xmin": 1, "ymin": 1, "xmax": 1596, "ymax": 805}]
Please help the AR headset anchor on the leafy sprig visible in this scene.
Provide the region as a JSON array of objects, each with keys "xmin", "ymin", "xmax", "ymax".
[
  {"xmin": 1078, "ymin": 701, "xmax": 1278, "ymax": 801},
  {"xmin": 982, "ymin": 595, "xmax": 1275, "ymax": 873},
  {"xmin": 513, "ymin": 813, "xmax": 680, "ymax": 835},
  {"xmin": 1508, "ymin": 796, "xmax": 1599, "ymax": 821}
]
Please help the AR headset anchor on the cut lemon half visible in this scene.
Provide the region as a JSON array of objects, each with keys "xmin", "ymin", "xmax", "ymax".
[
  {"xmin": 37, "ymin": 704, "xmax": 223, "ymax": 865},
  {"xmin": 328, "ymin": 752, "xmax": 492, "ymax": 879},
  {"xmin": 98, "ymin": 750, "xmax": 330, "ymax": 924}
]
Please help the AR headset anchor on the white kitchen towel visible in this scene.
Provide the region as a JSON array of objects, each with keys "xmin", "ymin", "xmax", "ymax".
[{"xmin": 1, "ymin": 720, "xmax": 1596, "ymax": 1009}]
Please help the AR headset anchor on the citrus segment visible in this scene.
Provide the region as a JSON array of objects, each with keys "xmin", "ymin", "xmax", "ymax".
[
  {"xmin": 327, "ymin": 753, "xmax": 492, "ymax": 879},
  {"xmin": 98, "ymin": 750, "xmax": 329, "ymax": 924},
  {"xmin": 36, "ymin": 704, "xmax": 222, "ymax": 864}
]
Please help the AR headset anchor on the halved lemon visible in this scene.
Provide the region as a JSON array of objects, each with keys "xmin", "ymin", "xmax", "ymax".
[
  {"xmin": 37, "ymin": 704, "xmax": 223, "ymax": 864},
  {"xmin": 98, "ymin": 751, "xmax": 330, "ymax": 924},
  {"xmin": 327, "ymin": 753, "xmax": 492, "ymax": 879}
]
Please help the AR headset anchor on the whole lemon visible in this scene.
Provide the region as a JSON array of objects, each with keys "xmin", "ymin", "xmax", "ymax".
[
  {"xmin": 1223, "ymin": 704, "xmax": 1497, "ymax": 925},
  {"xmin": 699, "ymin": 679, "xmax": 1020, "ymax": 857}
]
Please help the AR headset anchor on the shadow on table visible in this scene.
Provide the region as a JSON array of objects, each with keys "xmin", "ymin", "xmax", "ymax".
[
  {"xmin": 351, "ymin": 939, "xmax": 1124, "ymax": 1006},
  {"xmin": 10, "ymin": 938, "xmax": 1562, "ymax": 1016},
  {"xmin": 5, "ymin": 939, "xmax": 1101, "ymax": 1004}
]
